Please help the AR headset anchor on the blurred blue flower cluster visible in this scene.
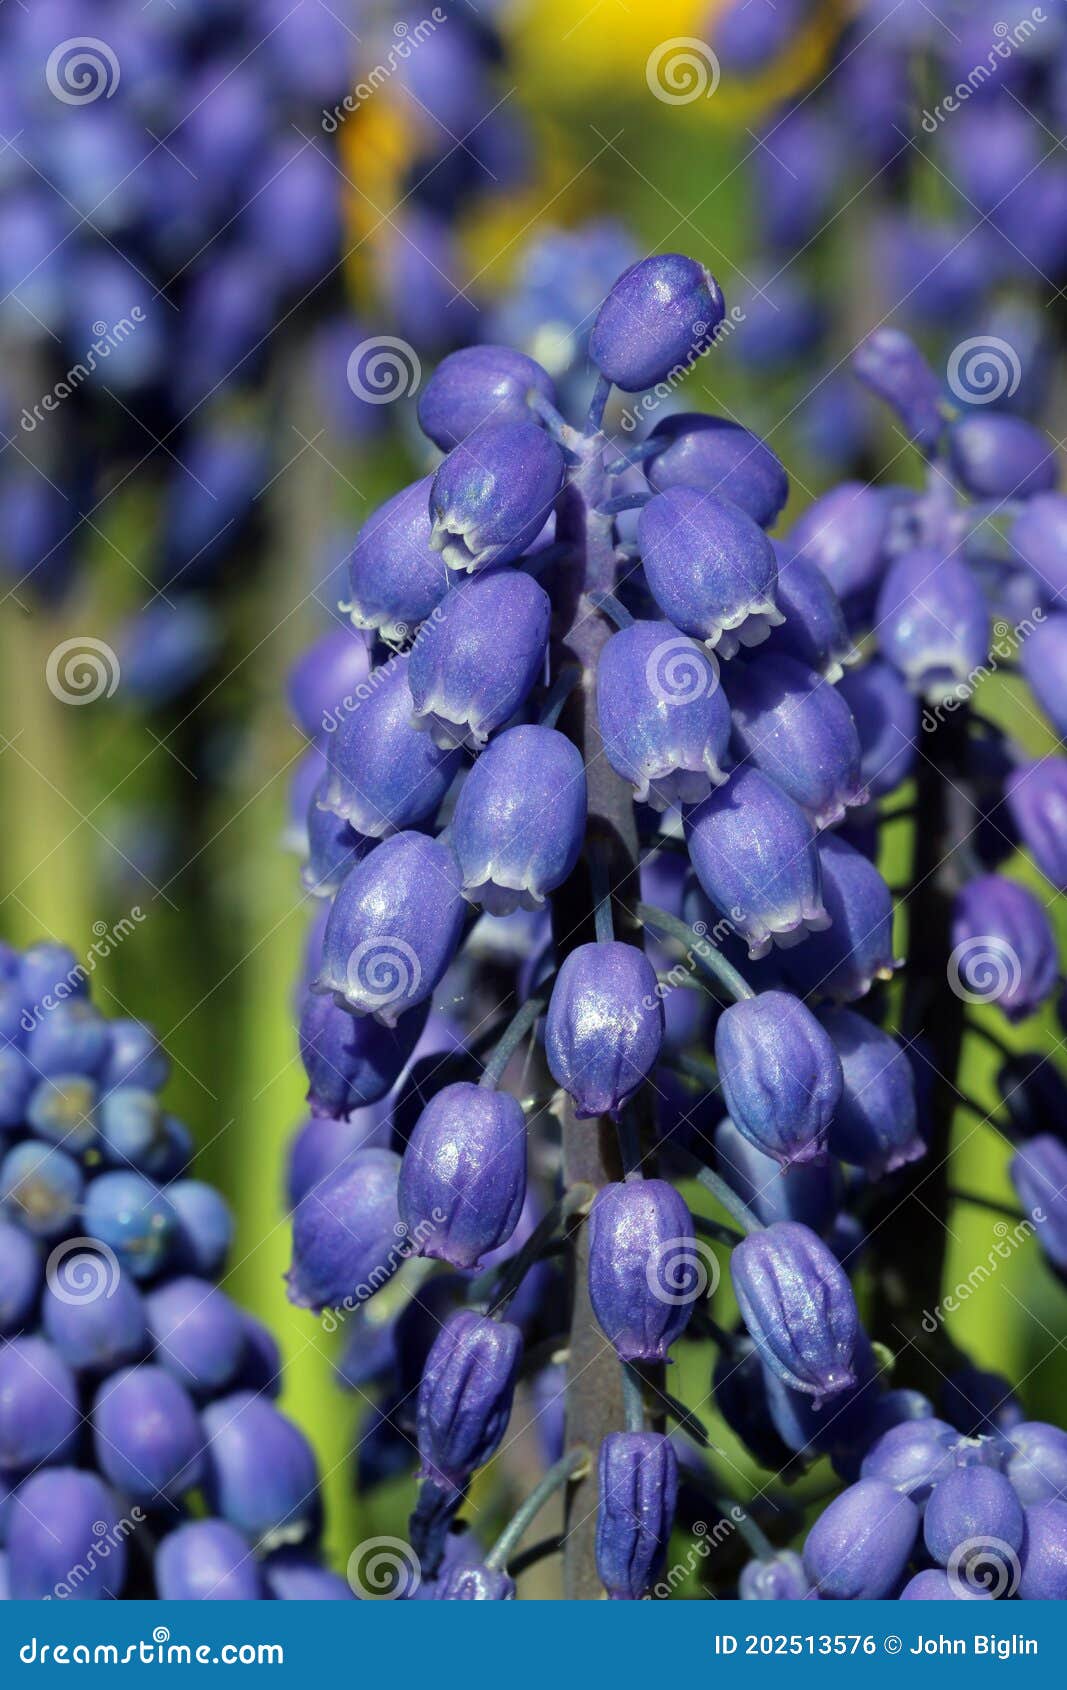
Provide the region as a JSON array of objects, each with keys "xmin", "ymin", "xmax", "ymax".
[{"xmin": 0, "ymin": 937, "xmax": 350, "ymax": 1599}]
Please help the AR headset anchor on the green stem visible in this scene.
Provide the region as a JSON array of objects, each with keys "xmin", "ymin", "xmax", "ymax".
[
  {"xmin": 692, "ymin": 1212, "xmax": 743, "ymax": 1247},
  {"xmin": 486, "ymin": 1446, "xmax": 590, "ymax": 1571},
  {"xmin": 676, "ymin": 1152, "xmax": 762, "ymax": 1235},
  {"xmin": 636, "ymin": 901, "xmax": 755, "ymax": 1003},
  {"xmin": 948, "ymin": 1187, "xmax": 1026, "ymax": 1223},
  {"xmin": 472, "ymin": 1185, "xmax": 593, "ymax": 1316},
  {"xmin": 621, "ymin": 1361, "xmax": 646, "ymax": 1432},
  {"xmin": 479, "ymin": 986, "xmax": 552, "ymax": 1089}
]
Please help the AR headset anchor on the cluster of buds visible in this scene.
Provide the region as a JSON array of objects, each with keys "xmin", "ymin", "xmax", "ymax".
[
  {"xmin": 0, "ymin": 940, "xmax": 348, "ymax": 1599},
  {"xmin": 284, "ymin": 248, "xmax": 1067, "ymax": 1601}
]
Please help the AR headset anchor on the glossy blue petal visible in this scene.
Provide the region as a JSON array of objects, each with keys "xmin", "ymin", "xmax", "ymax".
[
  {"xmin": 685, "ymin": 766, "xmax": 829, "ymax": 958},
  {"xmin": 589, "ymin": 254, "xmax": 725, "ymax": 391},
  {"xmin": 597, "ymin": 620, "xmax": 731, "ymax": 810},
  {"xmin": 449, "ymin": 725, "xmax": 587, "ymax": 914},
  {"xmin": 398, "ymin": 1081, "xmax": 527, "ymax": 1269},
  {"xmin": 317, "ymin": 832, "xmax": 466, "ymax": 1025},
  {"xmin": 639, "ymin": 487, "xmax": 781, "ymax": 657},
  {"xmin": 319, "ymin": 655, "xmax": 461, "ymax": 838},
  {"xmin": 546, "ymin": 942, "xmax": 663, "ymax": 1120},
  {"xmin": 731, "ymin": 1221, "xmax": 860, "ymax": 1405},
  {"xmin": 716, "ymin": 992, "xmax": 841, "ymax": 1168},
  {"xmin": 595, "ymin": 1432, "xmax": 678, "ymax": 1600}
]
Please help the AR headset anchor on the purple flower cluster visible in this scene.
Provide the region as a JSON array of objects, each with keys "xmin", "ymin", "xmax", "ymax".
[
  {"xmin": 0, "ymin": 940, "xmax": 345, "ymax": 1601},
  {"xmin": 0, "ymin": 0, "xmax": 358, "ymax": 675},
  {"xmin": 282, "ymin": 248, "xmax": 1067, "ymax": 1602},
  {"xmin": 707, "ymin": 2, "xmax": 1067, "ymax": 469},
  {"xmin": 742, "ymin": 1416, "xmax": 1067, "ymax": 1601}
]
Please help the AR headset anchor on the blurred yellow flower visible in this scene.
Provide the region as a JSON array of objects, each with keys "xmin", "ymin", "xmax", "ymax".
[
  {"xmin": 338, "ymin": 0, "xmax": 846, "ymax": 314},
  {"xmin": 505, "ymin": 0, "xmax": 842, "ymax": 113}
]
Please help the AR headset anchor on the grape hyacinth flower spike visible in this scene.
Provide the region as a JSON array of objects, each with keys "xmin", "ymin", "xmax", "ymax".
[
  {"xmin": 0, "ymin": 939, "xmax": 342, "ymax": 1598},
  {"xmin": 274, "ymin": 239, "xmax": 1067, "ymax": 1602}
]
